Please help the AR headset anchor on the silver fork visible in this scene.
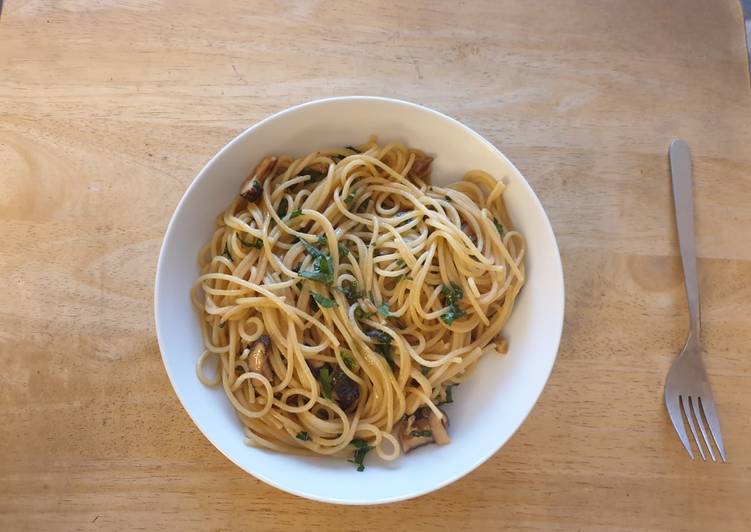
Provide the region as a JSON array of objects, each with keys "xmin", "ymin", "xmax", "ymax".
[{"xmin": 663, "ymin": 139, "xmax": 727, "ymax": 462}]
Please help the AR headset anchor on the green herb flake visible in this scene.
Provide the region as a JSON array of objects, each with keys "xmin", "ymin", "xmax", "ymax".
[
  {"xmin": 317, "ymin": 234, "xmax": 328, "ymax": 247},
  {"xmin": 396, "ymin": 259, "xmax": 406, "ymax": 268},
  {"xmin": 420, "ymin": 365, "xmax": 430, "ymax": 376},
  {"xmin": 289, "ymin": 209, "xmax": 303, "ymax": 219},
  {"xmin": 312, "ymin": 291, "xmax": 337, "ymax": 309},
  {"xmin": 300, "ymin": 254, "xmax": 334, "ymax": 285},
  {"xmin": 441, "ymin": 282, "xmax": 464, "ymax": 305},
  {"xmin": 367, "ymin": 330, "xmax": 394, "ymax": 367},
  {"xmin": 440, "ymin": 282, "xmax": 466, "ymax": 325},
  {"xmin": 341, "ymin": 349, "xmax": 358, "ymax": 371},
  {"xmin": 440, "ymin": 305, "xmax": 466, "ymax": 325},
  {"xmin": 338, "ymin": 242, "xmax": 350, "ymax": 257},
  {"xmin": 439, "ymin": 384, "xmax": 457, "ymax": 405},
  {"xmin": 373, "ymin": 343, "xmax": 393, "ymax": 364},
  {"xmin": 296, "ymin": 431, "xmax": 311, "ymax": 441},
  {"xmin": 276, "ymin": 198, "xmax": 289, "ymax": 219},
  {"xmin": 336, "ymin": 280, "xmax": 361, "ymax": 305},
  {"xmin": 377, "ymin": 302, "xmax": 391, "ymax": 318},
  {"xmin": 318, "ymin": 367, "xmax": 332, "ymax": 400},
  {"xmin": 493, "ymin": 217, "xmax": 506, "ymax": 236},
  {"xmin": 344, "ymin": 191, "xmax": 357, "ymax": 205},
  {"xmin": 298, "ymin": 236, "xmax": 324, "ymax": 258},
  {"xmin": 409, "ymin": 430, "xmax": 433, "ymax": 438},
  {"xmin": 349, "ymin": 438, "xmax": 373, "ymax": 472}
]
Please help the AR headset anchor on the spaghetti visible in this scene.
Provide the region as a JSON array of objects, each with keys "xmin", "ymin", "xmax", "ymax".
[{"xmin": 192, "ymin": 137, "xmax": 525, "ymax": 469}]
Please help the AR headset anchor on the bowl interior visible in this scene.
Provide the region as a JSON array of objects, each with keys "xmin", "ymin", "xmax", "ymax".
[{"xmin": 155, "ymin": 97, "xmax": 564, "ymax": 505}]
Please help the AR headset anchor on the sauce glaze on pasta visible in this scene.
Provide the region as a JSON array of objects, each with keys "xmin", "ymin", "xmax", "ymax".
[{"xmin": 193, "ymin": 137, "xmax": 525, "ymax": 468}]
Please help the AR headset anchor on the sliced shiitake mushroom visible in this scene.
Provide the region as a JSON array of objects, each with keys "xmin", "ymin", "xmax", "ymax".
[
  {"xmin": 330, "ymin": 367, "xmax": 359, "ymax": 411},
  {"xmin": 240, "ymin": 156, "xmax": 277, "ymax": 203},
  {"xmin": 248, "ymin": 335, "xmax": 273, "ymax": 382},
  {"xmin": 398, "ymin": 406, "xmax": 450, "ymax": 453},
  {"xmin": 407, "ymin": 150, "xmax": 433, "ymax": 182}
]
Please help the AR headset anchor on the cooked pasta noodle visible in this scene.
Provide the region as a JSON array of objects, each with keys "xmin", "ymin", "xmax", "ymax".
[{"xmin": 192, "ymin": 136, "xmax": 525, "ymax": 468}]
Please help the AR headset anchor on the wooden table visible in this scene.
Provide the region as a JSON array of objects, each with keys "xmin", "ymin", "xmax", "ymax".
[{"xmin": 2, "ymin": 1, "xmax": 750, "ymax": 530}]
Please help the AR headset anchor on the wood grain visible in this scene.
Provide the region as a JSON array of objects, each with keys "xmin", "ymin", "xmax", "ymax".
[{"xmin": 2, "ymin": 0, "xmax": 750, "ymax": 530}]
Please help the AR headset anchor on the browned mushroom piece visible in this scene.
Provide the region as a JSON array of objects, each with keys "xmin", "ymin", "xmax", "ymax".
[
  {"xmin": 240, "ymin": 156, "xmax": 277, "ymax": 203},
  {"xmin": 407, "ymin": 150, "xmax": 433, "ymax": 182},
  {"xmin": 248, "ymin": 335, "xmax": 273, "ymax": 382},
  {"xmin": 330, "ymin": 367, "xmax": 359, "ymax": 411},
  {"xmin": 398, "ymin": 406, "xmax": 450, "ymax": 453}
]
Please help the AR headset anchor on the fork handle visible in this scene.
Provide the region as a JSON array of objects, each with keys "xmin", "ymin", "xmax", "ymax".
[{"xmin": 669, "ymin": 139, "xmax": 701, "ymax": 342}]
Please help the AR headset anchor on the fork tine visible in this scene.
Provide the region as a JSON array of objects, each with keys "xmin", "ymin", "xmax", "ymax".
[
  {"xmin": 690, "ymin": 397, "xmax": 715, "ymax": 462},
  {"xmin": 681, "ymin": 395, "xmax": 705, "ymax": 460},
  {"xmin": 665, "ymin": 392, "xmax": 693, "ymax": 459},
  {"xmin": 699, "ymin": 396, "xmax": 727, "ymax": 462}
]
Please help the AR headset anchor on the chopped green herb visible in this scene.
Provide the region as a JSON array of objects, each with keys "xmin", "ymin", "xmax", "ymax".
[
  {"xmin": 377, "ymin": 302, "xmax": 391, "ymax": 318},
  {"xmin": 338, "ymin": 242, "xmax": 350, "ymax": 257},
  {"xmin": 318, "ymin": 367, "xmax": 332, "ymax": 400},
  {"xmin": 367, "ymin": 329, "xmax": 394, "ymax": 367},
  {"xmin": 344, "ymin": 191, "xmax": 357, "ymax": 205},
  {"xmin": 298, "ymin": 237, "xmax": 334, "ymax": 285},
  {"xmin": 298, "ymin": 236, "xmax": 324, "ymax": 258},
  {"xmin": 349, "ymin": 438, "xmax": 373, "ymax": 472},
  {"xmin": 300, "ymin": 254, "xmax": 334, "ymax": 285},
  {"xmin": 439, "ymin": 384, "xmax": 457, "ymax": 405},
  {"xmin": 373, "ymin": 343, "xmax": 393, "ymax": 364},
  {"xmin": 311, "ymin": 291, "xmax": 337, "ymax": 309},
  {"xmin": 336, "ymin": 280, "xmax": 361, "ymax": 305},
  {"xmin": 276, "ymin": 198, "xmax": 289, "ymax": 219},
  {"xmin": 289, "ymin": 209, "xmax": 303, "ymax": 219},
  {"xmin": 493, "ymin": 217, "xmax": 506, "ymax": 236},
  {"xmin": 296, "ymin": 431, "xmax": 311, "ymax": 441},
  {"xmin": 317, "ymin": 234, "xmax": 328, "ymax": 247},
  {"xmin": 396, "ymin": 259, "xmax": 406, "ymax": 268},
  {"xmin": 409, "ymin": 430, "xmax": 433, "ymax": 438},
  {"xmin": 341, "ymin": 349, "xmax": 358, "ymax": 371},
  {"xmin": 440, "ymin": 305, "xmax": 466, "ymax": 325},
  {"xmin": 358, "ymin": 197, "xmax": 371, "ymax": 212},
  {"xmin": 440, "ymin": 282, "xmax": 465, "ymax": 325},
  {"xmin": 420, "ymin": 365, "xmax": 430, "ymax": 376},
  {"xmin": 441, "ymin": 282, "xmax": 464, "ymax": 305}
]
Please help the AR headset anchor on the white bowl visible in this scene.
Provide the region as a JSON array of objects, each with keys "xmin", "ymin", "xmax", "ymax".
[{"xmin": 154, "ymin": 96, "xmax": 564, "ymax": 505}]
